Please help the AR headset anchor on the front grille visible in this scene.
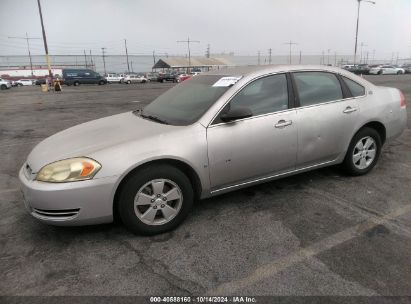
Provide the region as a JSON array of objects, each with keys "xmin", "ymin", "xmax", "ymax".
[{"xmin": 32, "ymin": 208, "xmax": 80, "ymax": 220}]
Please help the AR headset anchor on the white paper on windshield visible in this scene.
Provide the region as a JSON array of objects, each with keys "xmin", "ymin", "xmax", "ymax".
[{"xmin": 212, "ymin": 76, "xmax": 242, "ymax": 87}]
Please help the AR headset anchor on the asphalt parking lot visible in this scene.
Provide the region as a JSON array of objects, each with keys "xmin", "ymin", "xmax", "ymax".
[{"xmin": 1, "ymin": 75, "xmax": 411, "ymax": 297}]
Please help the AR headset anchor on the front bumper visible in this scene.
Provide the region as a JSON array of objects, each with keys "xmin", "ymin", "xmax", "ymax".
[{"xmin": 19, "ymin": 165, "xmax": 119, "ymax": 226}]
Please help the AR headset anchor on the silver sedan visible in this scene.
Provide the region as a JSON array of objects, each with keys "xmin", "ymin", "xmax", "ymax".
[{"xmin": 19, "ymin": 65, "xmax": 407, "ymax": 235}]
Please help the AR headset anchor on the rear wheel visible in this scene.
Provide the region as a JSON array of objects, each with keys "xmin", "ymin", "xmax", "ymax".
[
  {"xmin": 0, "ymin": 84, "xmax": 6, "ymax": 90},
  {"xmin": 378, "ymin": 70, "xmax": 383, "ymax": 75},
  {"xmin": 73, "ymin": 81, "xmax": 80, "ymax": 86},
  {"xmin": 98, "ymin": 80, "xmax": 105, "ymax": 85},
  {"xmin": 342, "ymin": 127, "xmax": 382, "ymax": 176},
  {"xmin": 118, "ymin": 164, "xmax": 194, "ymax": 235},
  {"xmin": 127, "ymin": 80, "xmax": 131, "ymax": 84}
]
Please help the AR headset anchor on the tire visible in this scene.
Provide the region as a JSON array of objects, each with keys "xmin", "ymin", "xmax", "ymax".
[
  {"xmin": 73, "ymin": 81, "xmax": 80, "ymax": 86},
  {"xmin": 342, "ymin": 127, "xmax": 382, "ymax": 176},
  {"xmin": 98, "ymin": 80, "xmax": 105, "ymax": 85},
  {"xmin": 127, "ymin": 80, "xmax": 131, "ymax": 84},
  {"xmin": 0, "ymin": 84, "xmax": 6, "ymax": 90},
  {"xmin": 118, "ymin": 164, "xmax": 194, "ymax": 235},
  {"xmin": 378, "ymin": 70, "xmax": 383, "ymax": 75}
]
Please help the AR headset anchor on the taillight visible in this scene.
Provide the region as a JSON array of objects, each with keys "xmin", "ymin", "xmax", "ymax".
[{"xmin": 400, "ymin": 90, "xmax": 406, "ymax": 108}]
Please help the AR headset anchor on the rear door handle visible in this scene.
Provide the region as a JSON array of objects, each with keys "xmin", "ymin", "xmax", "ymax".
[
  {"xmin": 275, "ymin": 120, "xmax": 292, "ymax": 128},
  {"xmin": 343, "ymin": 106, "xmax": 357, "ymax": 114}
]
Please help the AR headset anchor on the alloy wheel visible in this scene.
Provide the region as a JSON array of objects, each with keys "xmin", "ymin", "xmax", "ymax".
[
  {"xmin": 134, "ymin": 179, "xmax": 183, "ymax": 225},
  {"xmin": 352, "ymin": 136, "xmax": 377, "ymax": 170}
]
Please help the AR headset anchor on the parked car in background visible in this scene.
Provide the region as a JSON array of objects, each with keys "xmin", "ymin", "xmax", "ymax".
[
  {"xmin": 0, "ymin": 78, "xmax": 12, "ymax": 90},
  {"xmin": 401, "ymin": 64, "xmax": 411, "ymax": 74},
  {"xmin": 157, "ymin": 72, "xmax": 178, "ymax": 83},
  {"xmin": 369, "ymin": 65, "xmax": 405, "ymax": 75},
  {"xmin": 16, "ymin": 79, "xmax": 35, "ymax": 86},
  {"xmin": 35, "ymin": 78, "xmax": 46, "ymax": 85},
  {"xmin": 146, "ymin": 72, "xmax": 159, "ymax": 82},
  {"xmin": 177, "ymin": 73, "xmax": 191, "ymax": 82},
  {"xmin": 342, "ymin": 64, "xmax": 370, "ymax": 75},
  {"xmin": 123, "ymin": 74, "xmax": 148, "ymax": 84},
  {"xmin": 19, "ymin": 65, "xmax": 407, "ymax": 235},
  {"xmin": 62, "ymin": 69, "xmax": 107, "ymax": 86},
  {"xmin": 105, "ymin": 73, "xmax": 124, "ymax": 83}
]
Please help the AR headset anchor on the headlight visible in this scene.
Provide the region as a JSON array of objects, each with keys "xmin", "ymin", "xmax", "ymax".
[{"xmin": 36, "ymin": 158, "xmax": 101, "ymax": 183}]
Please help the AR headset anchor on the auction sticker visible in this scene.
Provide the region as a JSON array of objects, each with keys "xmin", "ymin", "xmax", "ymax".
[{"xmin": 212, "ymin": 76, "xmax": 242, "ymax": 87}]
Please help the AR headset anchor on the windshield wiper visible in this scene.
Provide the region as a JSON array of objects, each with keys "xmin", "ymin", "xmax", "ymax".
[{"xmin": 140, "ymin": 113, "xmax": 169, "ymax": 125}]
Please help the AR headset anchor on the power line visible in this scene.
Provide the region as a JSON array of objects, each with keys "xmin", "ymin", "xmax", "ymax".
[
  {"xmin": 284, "ymin": 41, "xmax": 298, "ymax": 64},
  {"xmin": 177, "ymin": 36, "xmax": 200, "ymax": 68},
  {"xmin": 8, "ymin": 33, "xmax": 41, "ymax": 76}
]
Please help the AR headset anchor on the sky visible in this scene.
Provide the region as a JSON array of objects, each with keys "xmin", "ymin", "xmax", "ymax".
[{"xmin": 0, "ymin": 0, "xmax": 410, "ymax": 60}]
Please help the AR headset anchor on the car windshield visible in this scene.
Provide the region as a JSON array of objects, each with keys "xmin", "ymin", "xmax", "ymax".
[{"xmin": 141, "ymin": 75, "xmax": 231, "ymax": 125}]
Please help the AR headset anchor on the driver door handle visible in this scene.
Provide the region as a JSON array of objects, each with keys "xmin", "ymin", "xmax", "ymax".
[
  {"xmin": 275, "ymin": 120, "xmax": 292, "ymax": 128},
  {"xmin": 343, "ymin": 106, "xmax": 357, "ymax": 114}
]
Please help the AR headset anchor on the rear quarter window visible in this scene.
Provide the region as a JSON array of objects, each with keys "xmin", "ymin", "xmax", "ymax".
[{"xmin": 342, "ymin": 76, "xmax": 365, "ymax": 97}]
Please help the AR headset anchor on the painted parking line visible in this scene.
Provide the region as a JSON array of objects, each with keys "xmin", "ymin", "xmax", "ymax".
[
  {"xmin": 209, "ymin": 204, "xmax": 411, "ymax": 295},
  {"xmin": 130, "ymin": 100, "xmax": 142, "ymax": 103}
]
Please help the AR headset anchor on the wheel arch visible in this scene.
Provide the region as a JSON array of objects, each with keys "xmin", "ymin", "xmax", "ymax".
[
  {"xmin": 112, "ymin": 158, "xmax": 203, "ymax": 221},
  {"xmin": 354, "ymin": 121, "xmax": 386, "ymax": 144}
]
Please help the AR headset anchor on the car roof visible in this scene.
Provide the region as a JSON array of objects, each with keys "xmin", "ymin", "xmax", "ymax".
[{"xmin": 204, "ymin": 64, "xmax": 350, "ymax": 77}]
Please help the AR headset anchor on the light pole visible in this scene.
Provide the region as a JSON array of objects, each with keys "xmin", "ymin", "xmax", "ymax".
[{"xmin": 353, "ymin": 0, "xmax": 375, "ymax": 65}]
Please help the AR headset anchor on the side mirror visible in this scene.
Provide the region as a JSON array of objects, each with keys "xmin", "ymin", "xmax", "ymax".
[{"xmin": 220, "ymin": 106, "xmax": 252, "ymax": 122}]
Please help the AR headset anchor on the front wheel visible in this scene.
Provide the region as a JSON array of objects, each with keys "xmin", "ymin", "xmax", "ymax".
[
  {"xmin": 0, "ymin": 84, "xmax": 6, "ymax": 90},
  {"xmin": 118, "ymin": 164, "xmax": 194, "ymax": 235},
  {"xmin": 342, "ymin": 127, "xmax": 382, "ymax": 176}
]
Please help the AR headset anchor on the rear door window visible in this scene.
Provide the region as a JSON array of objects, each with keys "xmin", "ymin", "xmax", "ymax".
[{"xmin": 293, "ymin": 72, "xmax": 343, "ymax": 106}]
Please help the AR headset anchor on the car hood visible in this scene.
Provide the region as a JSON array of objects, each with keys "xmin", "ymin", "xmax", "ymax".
[{"xmin": 27, "ymin": 111, "xmax": 177, "ymax": 172}]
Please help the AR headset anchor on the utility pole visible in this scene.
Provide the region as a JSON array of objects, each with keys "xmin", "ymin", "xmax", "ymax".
[
  {"xmin": 334, "ymin": 51, "xmax": 337, "ymax": 66},
  {"xmin": 327, "ymin": 49, "xmax": 331, "ymax": 65},
  {"xmin": 268, "ymin": 48, "xmax": 272, "ymax": 64},
  {"xmin": 353, "ymin": 0, "xmax": 376, "ymax": 65},
  {"xmin": 177, "ymin": 36, "xmax": 200, "ymax": 70},
  {"xmin": 299, "ymin": 50, "xmax": 302, "ymax": 64},
  {"xmin": 284, "ymin": 41, "xmax": 298, "ymax": 64},
  {"xmin": 8, "ymin": 33, "xmax": 41, "ymax": 76},
  {"xmin": 83, "ymin": 50, "xmax": 88, "ymax": 68},
  {"xmin": 36, "ymin": 0, "xmax": 52, "ymax": 77},
  {"xmin": 257, "ymin": 51, "xmax": 261, "ymax": 65},
  {"xmin": 359, "ymin": 42, "xmax": 367, "ymax": 63},
  {"xmin": 372, "ymin": 49, "xmax": 375, "ymax": 63},
  {"xmin": 205, "ymin": 44, "xmax": 211, "ymax": 58},
  {"xmin": 366, "ymin": 51, "xmax": 369, "ymax": 64},
  {"xmin": 396, "ymin": 52, "xmax": 399, "ymax": 65},
  {"xmin": 152, "ymin": 50, "xmax": 156, "ymax": 65},
  {"xmin": 89, "ymin": 50, "xmax": 94, "ymax": 70},
  {"xmin": 124, "ymin": 39, "xmax": 130, "ymax": 73},
  {"xmin": 131, "ymin": 61, "xmax": 134, "ymax": 73},
  {"xmin": 101, "ymin": 47, "xmax": 107, "ymax": 75}
]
